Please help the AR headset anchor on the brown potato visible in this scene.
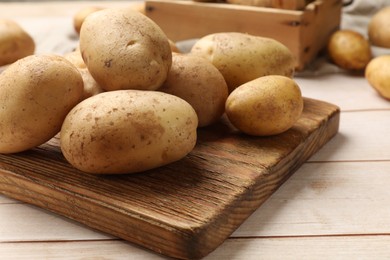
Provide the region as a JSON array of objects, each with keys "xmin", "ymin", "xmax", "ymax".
[
  {"xmin": 365, "ymin": 55, "xmax": 390, "ymax": 100},
  {"xmin": 159, "ymin": 53, "xmax": 228, "ymax": 127},
  {"xmin": 368, "ymin": 6, "xmax": 390, "ymax": 48},
  {"xmin": 0, "ymin": 19, "xmax": 35, "ymax": 66},
  {"xmin": 327, "ymin": 30, "xmax": 372, "ymax": 71},
  {"xmin": 79, "ymin": 7, "xmax": 172, "ymax": 91},
  {"xmin": 225, "ymin": 75, "xmax": 303, "ymax": 136},
  {"xmin": 0, "ymin": 54, "xmax": 84, "ymax": 153}
]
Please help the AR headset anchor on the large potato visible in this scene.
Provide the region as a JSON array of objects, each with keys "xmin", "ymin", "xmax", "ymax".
[
  {"xmin": 190, "ymin": 32, "xmax": 295, "ymax": 92},
  {"xmin": 368, "ymin": 6, "xmax": 390, "ymax": 48},
  {"xmin": 327, "ymin": 30, "xmax": 372, "ymax": 71},
  {"xmin": 79, "ymin": 7, "xmax": 172, "ymax": 91},
  {"xmin": 60, "ymin": 90, "xmax": 198, "ymax": 174},
  {"xmin": 225, "ymin": 75, "xmax": 303, "ymax": 136},
  {"xmin": 365, "ymin": 55, "xmax": 390, "ymax": 100},
  {"xmin": 159, "ymin": 53, "xmax": 228, "ymax": 127},
  {"xmin": 0, "ymin": 54, "xmax": 84, "ymax": 153},
  {"xmin": 0, "ymin": 19, "xmax": 35, "ymax": 66}
]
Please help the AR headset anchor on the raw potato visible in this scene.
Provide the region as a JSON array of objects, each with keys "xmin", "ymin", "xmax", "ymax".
[
  {"xmin": 190, "ymin": 32, "xmax": 295, "ymax": 92},
  {"xmin": 0, "ymin": 19, "xmax": 35, "ymax": 66},
  {"xmin": 159, "ymin": 53, "xmax": 228, "ymax": 127},
  {"xmin": 0, "ymin": 54, "xmax": 84, "ymax": 154},
  {"xmin": 79, "ymin": 7, "xmax": 172, "ymax": 91},
  {"xmin": 327, "ymin": 30, "xmax": 372, "ymax": 70},
  {"xmin": 225, "ymin": 75, "xmax": 303, "ymax": 136},
  {"xmin": 64, "ymin": 50, "xmax": 104, "ymax": 99},
  {"xmin": 365, "ymin": 55, "xmax": 390, "ymax": 100},
  {"xmin": 368, "ymin": 6, "xmax": 390, "ymax": 48},
  {"xmin": 73, "ymin": 6, "xmax": 104, "ymax": 34},
  {"xmin": 60, "ymin": 90, "xmax": 198, "ymax": 174}
]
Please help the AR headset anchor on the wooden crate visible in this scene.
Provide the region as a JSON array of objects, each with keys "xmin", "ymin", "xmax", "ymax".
[{"xmin": 145, "ymin": 0, "xmax": 342, "ymax": 70}]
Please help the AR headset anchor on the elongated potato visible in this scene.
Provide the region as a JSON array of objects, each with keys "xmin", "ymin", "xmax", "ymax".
[
  {"xmin": 190, "ymin": 32, "xmax": 295, "ymax": 92},
  {"xmin": 0, "ymin": 54, "xmax": 84, "ymax": 153},
  {"xmin": 60, "ymin": 90, "xmax": 198, "ymax": 174},
  {"xmin": 0, "ymin": 19, "xmax": 35, "ymax": 66}
]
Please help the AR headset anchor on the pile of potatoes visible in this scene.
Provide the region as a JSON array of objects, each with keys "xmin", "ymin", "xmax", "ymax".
[
  {"xmin": 326, "ymin": 6, "xmax": 390, "ymax": 100},
  {"xmin": 0, "ymin": 6, "xmax": 304, "ymax": 174}
]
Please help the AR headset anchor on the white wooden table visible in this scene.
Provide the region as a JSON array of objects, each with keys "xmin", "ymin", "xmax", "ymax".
[{"xmin": 2, "ymin": 1, "xmax": 390, "ymax": 259}]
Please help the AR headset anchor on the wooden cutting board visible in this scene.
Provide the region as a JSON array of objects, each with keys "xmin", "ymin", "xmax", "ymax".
[{"xmin": 0, "ymin": 98, "xmax": 339, "ymax": 259}]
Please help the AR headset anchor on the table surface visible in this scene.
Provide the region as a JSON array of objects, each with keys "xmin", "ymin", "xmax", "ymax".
[{"xmin": 2, "ymin": 1, "xmax": 390, "ymax": 259}]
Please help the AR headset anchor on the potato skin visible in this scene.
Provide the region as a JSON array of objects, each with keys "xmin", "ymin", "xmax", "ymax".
[
  {"xmin": 60, "ymin": 90, "xmax": 198, "ymax": 174},
  {"xmin": 0, "ymin": 19, "xmax": 35, "ymax": 66},
  {"xmin": 0, "ymin": 54, "xmax": 84, "ymax": 153},
  {"xmin": 365, "ymin": 55, "xmax": 390, "ymax": 100},
  {"xmin": 225, "ymin": 75, "xmax": 303, "ymax": 136},
  {"xmin": 79, "ymin": 7, "xmax": 172, "ymax": 91},
  {"xmin": 73, "ymin": 6, "xmax": 104, "ymax": 34},
  {"xmin": 327, "ymin": 30, "xmax": 372, "ymax": 70},
  {"xmin": 368, "ymin": 6, "xmax": 390, "ymax": 48},
  {"xmin": 190, "ymin": 32, "xmax": 295, "ymax": 92},
  {"xmin": 159, "ymin": 53, "xmax": 228, "ymax": 127}
]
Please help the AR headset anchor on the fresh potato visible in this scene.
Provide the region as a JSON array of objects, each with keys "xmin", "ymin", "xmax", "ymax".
[
  {"xmin": 190, "ymin": 32, "xmax": 295, "ymax": 92},
  {"xmin": 225, "ymin": 75, "xmax": 303, "ymax": 136},
  {"xmin": 0, "ymin": 19, "xmax": 35, "ymax": 66},
  {"xmin": 60, "ymin": 90, "xmax": 198, "ymax": 174},
  {"xmin": 79, "ymin": 7, "xmax": 172, "ymax": 91},
  {"xmin": 368, "ymin": 6, "xmax": 390, "ymax": 48},
  {"xmin": 365, "ymin": 55, "xmax": 390, "ymax": 100},
  {"xmin": 0, "ymin": 54, "xmax": 84, "ymax": 154},
  {"xmin": 73, "ymin": 6, "xmax": 105, "ymax": 34},
  {"xmin": 159, "ymin": 53, "xmax": 228, "ymax": 127},
  {"xmin": 64, "ymin": 50, "xmax": 104, "ymax": 99},
  {"xmin": 327, "ymin": 30, "xmax": 372, "ymax": 71}
]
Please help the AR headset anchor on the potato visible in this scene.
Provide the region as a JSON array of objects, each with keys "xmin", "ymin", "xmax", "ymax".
[
  {"xmin": 159, "ymin": 53, "xmax": 228, "ymax": 127},
  {"xmin": 225, "ymin": 75, "xmax": 303, "ymax": 136},
  {"xmin": 327, "ymin": 30, "xmax": 372, "ymax": 71},
  {"xmin": 64, "ymin": 50, "xmax": 104, "ymax": 99},
  {"xmin": 190, "ymin": 32, "xmax": 295, "ymax": 92},
  {"xmin": 0, "ymin": 54, "xmax": 84, "ymax": 154},
  {"xmin": 60, "ymin": 90, "xmax": 198, "ymax": 174},
  {"xmin": 368, "ymin": 6, "xmax": 390, "ymax": 48},
  {"xmin": 365, "ymin": 55, "xmax": 390, "ymax": 100},
  {"xmin": 79, "ymin": 7, "xmax": 172, "ymax": 91},
  {"xmin": 0, "ymin": 19, "xmax": 35, "ymax": 66},
  {"xmin": 73, "ymin": 6, "xmax": 105, "ymax": 34}
]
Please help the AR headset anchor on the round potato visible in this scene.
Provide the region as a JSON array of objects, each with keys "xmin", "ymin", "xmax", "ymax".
[
  {"xmin": 60, "ymin": 90, "xmax": 198, "ymax": 174},
  {"xmin": 327, "ymin": 30, "xmax": 372, "ymax": 71},
  {"xmin": 0, "ymin": 54, "xmax": 84, "ymax": 154},
  {"xmin": 190, "ymin": 32, "xmax": 295, "ymax": 92},
  {"xmin": 73, "ymin": 6, "xmax": 105, "ymax": 34},
  {"xmin": 225, "ymin": 75, "xmax": 303, "ymax": 136},
  {"xmin": 64, "ymin": 50, "xmax": 104, "ymax": 99},
  {"xmin": 365, "ymin": 55, "xmax": 390, "ymax": 100},
  {"xmin": 368, "ymin": 6, "xmax": 390, "ymax": 48},
  {"xmin": 79, "ymin": 7, "xmax": 172, "ymax": 91},
  {"xmin": 0, "ymin": 19, "xmax": 35, "ymax": 66},
  {"xmin": 159, "ymin": 53, "xmax": 228, "ymax": 127}
]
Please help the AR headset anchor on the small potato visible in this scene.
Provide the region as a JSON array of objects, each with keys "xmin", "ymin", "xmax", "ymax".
[
  {"xmin": 365, "ymin": 55, "xmax": 390, "ymax": 100},
  {"xmin": 73, "ymin": 6, "xmax": 105, "ymax": 34},
  {"xmin": 159, "ymin": 53, "xmax": 228, "ymax": 127},
  {"xmin": 0, "ymin": 19, "xmax": 35, "ymax": 66},
  {"xmin": 60, "ymin": 90, "xmax": 198, "ymax": 174},
  {"xmin": 368, "ymin": 6, "xmax": 390, "ymax": 48},
  {"xmin": 64, "ymin": 50, "xmax": 104, "ymax": 99},
  {"xmin": 79, "ymin": 7, "xmax": 172, "ymax": 91},
  {"xmin": 225, "ymin": 75, "xmax": 303, "ymax": 136},
  {"xmin": 190, "ymin": 32, "xmax": 295, "ymax": 92},
  {"xmin": 327, "ymin": 30, "xmax": 372, "ymax": 71},
  {"xmin": 0, "ymin": 54, "xmax": 84, "ymax": 153}
]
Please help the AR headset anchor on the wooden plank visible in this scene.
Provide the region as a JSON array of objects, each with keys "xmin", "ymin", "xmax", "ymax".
[{"xmin": 0, "ymin": 98, "xmax": 339, "ymax": 259}]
